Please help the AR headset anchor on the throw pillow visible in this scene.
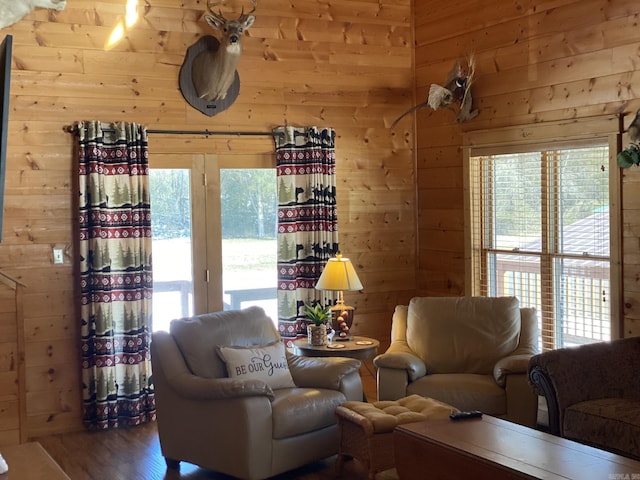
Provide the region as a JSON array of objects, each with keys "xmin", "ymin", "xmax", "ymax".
[{"xmin": 217, "ymin": 341, "xmax": 296, "ymax": 389}]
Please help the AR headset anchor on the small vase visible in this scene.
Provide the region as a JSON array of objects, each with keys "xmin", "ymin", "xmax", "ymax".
[{"xmin": 307, "ymin": 324, "xmax": 327, "ymax": 346}]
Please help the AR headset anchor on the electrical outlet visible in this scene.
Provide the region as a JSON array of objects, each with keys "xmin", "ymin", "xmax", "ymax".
[{"xmin": 53, "ymin": 248, "xmax": 64, "ymax": 264}]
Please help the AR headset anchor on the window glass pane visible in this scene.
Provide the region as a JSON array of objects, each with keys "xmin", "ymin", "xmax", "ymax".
[
  {"xmin": 220, "ymin": 169, "xmax": 277, "ymax": 324},
  {"xmin": 149, "ymin": 169, "xmax": 194, "ymax": 332},
  {"xmin": 494, "ymin": 252, "xmax": 541, "ymax": 307},
  {"xmin": 556, "ymin": 258, "xmax": 610, "ymax": 346},
  {"xmin": 557, "ymin": 147, "xmax": 609, "ymax": 256},
  {"xmin": 485, "ymin": 153, "xmax": 541, "ymax": 251}
]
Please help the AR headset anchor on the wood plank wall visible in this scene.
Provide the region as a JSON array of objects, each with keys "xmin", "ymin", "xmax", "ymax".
[
  {"xmin": 413, "ymin": 0, "xmax": 640, "ymax": 338},
  {"xmin": 0, "ymin": 0, "xmax": 414, "ymax": 439}
]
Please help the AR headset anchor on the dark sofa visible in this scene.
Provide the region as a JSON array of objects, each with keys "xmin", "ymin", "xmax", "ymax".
[{"xmin": 528, "ymin": 336, "xmax": 640, "ymax": 460}]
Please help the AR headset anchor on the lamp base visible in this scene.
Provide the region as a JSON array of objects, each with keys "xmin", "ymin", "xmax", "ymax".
[{"xmin": 330, "ymin": 304, "xmax": 354, "ymax": 340}]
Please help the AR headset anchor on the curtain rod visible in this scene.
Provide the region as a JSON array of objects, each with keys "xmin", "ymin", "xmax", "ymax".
[{"xmin": 63, "ymin": 125, "xmax": 277, "ymax": 137}]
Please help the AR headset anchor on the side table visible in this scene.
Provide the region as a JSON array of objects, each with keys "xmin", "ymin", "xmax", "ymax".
[{"xmin": 292, "ymin": 335, "xmax": 379, "ymax": 361}]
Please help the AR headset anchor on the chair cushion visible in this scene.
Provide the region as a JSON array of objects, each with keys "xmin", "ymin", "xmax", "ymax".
[
  {"xmin": 271, "ymin": 388, "xmax": 345, "ymax": 439},
  {"xmin": 217, "ymin": 341, "xmax": 296, "ymax": 389},
  {"xmin": 406, "ymin": 296, "xmax": 521, "ymax": 374},
  {"xmin": 170, "ymin": 306, "xmax": 279, "ymax": 378},
  {"xmin": 407, "ymin": 373, "xmax": 507, "ymax": 415},
  {"xmin": 564, "ymin": 398, "xmax": 640, "ymax": 459}
]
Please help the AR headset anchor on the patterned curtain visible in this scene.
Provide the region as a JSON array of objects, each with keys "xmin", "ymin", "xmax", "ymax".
[
  {"xmin": 77, "ymin": 121, "xmax": 155, "ymax": 430},
  {"xmin": 274, "ymin": 126, "xmax": 339, "ymax": 346}
]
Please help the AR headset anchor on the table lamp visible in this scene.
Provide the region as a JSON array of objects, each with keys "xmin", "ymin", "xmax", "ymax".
[{"xmin": 315, "ymin": 253, "xmax": 363, "ymax": 336}]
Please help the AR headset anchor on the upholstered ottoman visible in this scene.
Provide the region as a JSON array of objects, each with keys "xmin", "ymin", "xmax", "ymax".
[{"xmin": 335, "ymin": 394, "xmax": 458, "ymax": 479}]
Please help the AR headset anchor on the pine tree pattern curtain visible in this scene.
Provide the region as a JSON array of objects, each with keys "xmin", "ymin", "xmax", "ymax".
[
  {"xmin": 77, "ymin": 121, "xmax": 155, "ymax": 430},
  {"xmin": 274, "ymin": 126, "xmax": 339, "ymax": 346}
]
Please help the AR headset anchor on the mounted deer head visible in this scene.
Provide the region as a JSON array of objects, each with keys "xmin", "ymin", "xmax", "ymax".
[
  {"xmin": 192, "ymin": 0, "xmax": 256, "ymax": 102},
  {"xmin": 0, "ymin": 0, "xmax": 66, "ymax": 29}
]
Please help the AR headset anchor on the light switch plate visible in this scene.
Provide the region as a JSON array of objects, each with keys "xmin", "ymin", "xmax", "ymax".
[{"xmin": 53, "ymin": 247, "xmax": 64, "ymax": 264}]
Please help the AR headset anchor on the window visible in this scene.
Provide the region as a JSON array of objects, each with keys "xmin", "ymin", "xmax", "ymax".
[{"xmin": 465, "ymin": 118, "xmax": 621, "ymax": 351}]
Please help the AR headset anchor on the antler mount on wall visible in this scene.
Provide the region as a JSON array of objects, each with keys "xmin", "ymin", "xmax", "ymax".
[
  {"xmin": 179, "ymin": 0, "xmax": 256, "ymax": 117},
  {"xmin": 391, "ymin": 54, "xmax": 478, "ymax": 128}
]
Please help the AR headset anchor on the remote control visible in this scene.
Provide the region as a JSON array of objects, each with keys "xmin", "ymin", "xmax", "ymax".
[{"xmin": 449, "ymin": 410, "xmax": 482, "ymax": 420}]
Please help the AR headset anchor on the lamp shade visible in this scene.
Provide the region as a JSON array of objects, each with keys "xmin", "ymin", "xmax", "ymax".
[{"xmin": 315, "ymin": 254, "xmax": 363, "ymax": 291}]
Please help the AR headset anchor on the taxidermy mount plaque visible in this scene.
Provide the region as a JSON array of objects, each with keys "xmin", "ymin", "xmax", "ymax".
[
  {"xmin": 179, "ymin": 36, "xmax": 240, "ymax": 117},
  {"xmin": 179, "ymin": 0, "xmax": 256, "ymax": 117}
]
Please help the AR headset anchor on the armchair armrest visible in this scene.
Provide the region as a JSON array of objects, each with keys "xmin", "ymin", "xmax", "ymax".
[
  {"xmin": 373, "ymin": 341, "xmax": 426, "ymax": 381},
  {"xmin": 286, "ymin": 351, "xmax": 361, "ymax": 390},
  {"xmin": 167, "ymin": 372, "xmax": 275, "ymax": 401},
  {"xmin": 493, "ymin": 353, "xmax": 533, "ymax": 387}
]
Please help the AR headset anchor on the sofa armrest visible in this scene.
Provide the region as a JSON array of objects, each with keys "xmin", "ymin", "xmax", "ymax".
[
  {"xmin": 493, "ymin": 353, "xmax": 532, "ymax": 387},
  {"xmin": 286, "ymin": 351, "xmax": 361, "ymax": 390},
  {"xmin": 528, "ymin": 363, "xmax": 561, "ymax": 434},
  {"xmin": 373, "ymin": 341, "xmax": 426, "ymax": 381}
]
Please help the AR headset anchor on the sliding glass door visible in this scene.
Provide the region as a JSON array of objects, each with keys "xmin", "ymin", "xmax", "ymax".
[
  {"xmin": 221, "ymin": 169, "xmax": 277, "ymax": 323},
  {"xmin": 149, "ymin": 168, "xmax": 195, "ymax": 331},
  {"xmin": 149, "ymin": 154, "xmax": 276, "ymax": 331}
]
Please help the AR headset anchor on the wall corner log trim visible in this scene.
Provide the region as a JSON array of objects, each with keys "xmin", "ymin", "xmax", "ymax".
[{"xmin": 0, "ymin": 271, "xmax": 26, "ymax": 444}]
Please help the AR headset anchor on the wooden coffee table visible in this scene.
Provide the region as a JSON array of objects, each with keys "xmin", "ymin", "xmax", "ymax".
[
  {"xmin": 0, "ymin": 442, "xmax": 70, "ymax": 479},
  {"xmin": 394, "ymin": 415, "xmax": 640, "ymax": 479}
]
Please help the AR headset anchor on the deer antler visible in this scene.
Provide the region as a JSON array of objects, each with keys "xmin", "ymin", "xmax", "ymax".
[
  {"xmin": 238, "ymin": 0, "xmax": 257, "ymax": 21},
  {"xmin": 206, "ymin": 0, "xmax": 256, "ymax": 21},
  {"xmin": 206, "ymin": 0, "xmax": 228, "ymax": 24}
]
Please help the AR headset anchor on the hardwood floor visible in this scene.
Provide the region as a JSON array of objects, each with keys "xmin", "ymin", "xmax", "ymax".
[{"xmin": 36, "ymin": 362, "xmax": 384, "ymax": 480}]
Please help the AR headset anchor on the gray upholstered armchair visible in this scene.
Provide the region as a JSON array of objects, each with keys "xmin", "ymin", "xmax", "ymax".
[
  {"xmin": 374, "ymin": 296, "xmax": 539, "ymax": 427},
  {"xmin": 150, "ymin": 306, "xmax": 363, "ymax": 480},
  {"xmin": 528, "ymin": 336, "xmax": 640, "ymax": 459}
]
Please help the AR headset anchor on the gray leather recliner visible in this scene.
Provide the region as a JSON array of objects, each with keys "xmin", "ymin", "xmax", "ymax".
[
  {"xmin": 374, "ymin": 296, "xmax": 539, "ymax": 427},
  {"xmin": 150, "ymin": 306, "xmax": 363, "ymax": 480}
]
